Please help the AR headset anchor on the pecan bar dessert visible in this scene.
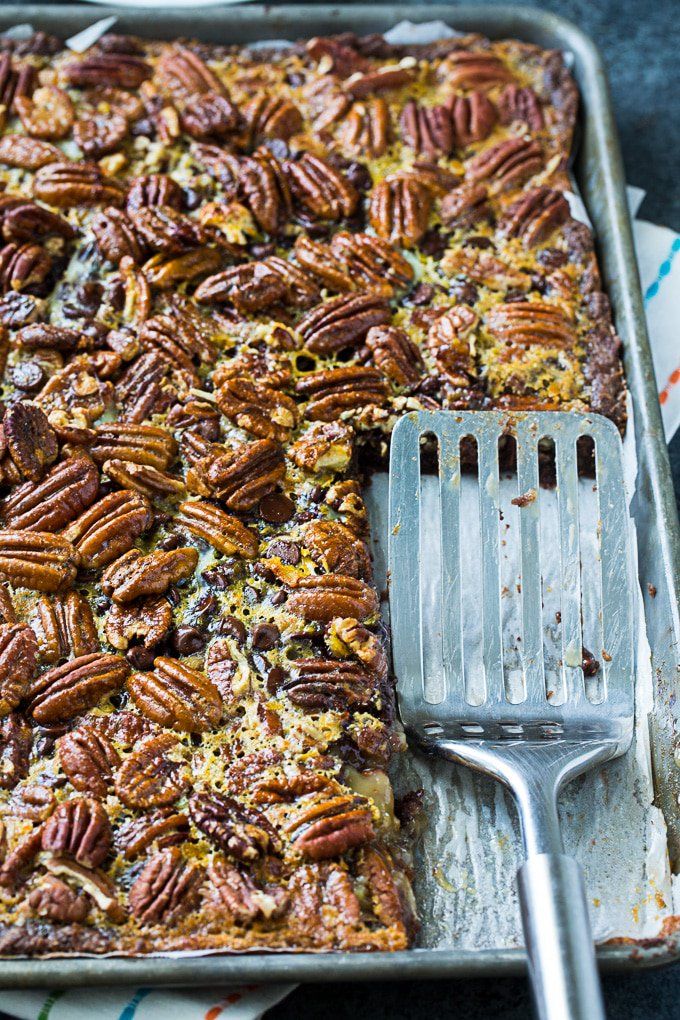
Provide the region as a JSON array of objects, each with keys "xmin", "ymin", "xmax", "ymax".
[{"xmin": 0, "ymin": 26, "xmax": 624, "ymax": 956}]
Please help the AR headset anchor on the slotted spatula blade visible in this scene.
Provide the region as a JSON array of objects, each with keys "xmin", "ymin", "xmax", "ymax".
[{"xmin": 389, "ymin": 410, "xmax": 635, "ymax": 1020}]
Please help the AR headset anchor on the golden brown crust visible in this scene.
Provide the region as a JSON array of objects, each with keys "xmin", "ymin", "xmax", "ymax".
[{"xmin": 0, "ymin": 25, "xmax": 622, "ymax": 957}]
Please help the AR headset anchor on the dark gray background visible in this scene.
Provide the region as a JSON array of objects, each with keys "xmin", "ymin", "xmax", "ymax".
[{"xmin": 4, "ymin": 1, "xmax": 679, "ymax": 1017}]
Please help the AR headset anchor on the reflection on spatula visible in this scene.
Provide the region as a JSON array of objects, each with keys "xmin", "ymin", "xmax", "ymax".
[{"xmin": 389, "ymin": 411, "xmax": 635, "ymax": 1020}]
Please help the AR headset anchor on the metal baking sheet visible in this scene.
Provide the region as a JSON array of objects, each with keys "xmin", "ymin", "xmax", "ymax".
[{"xmin": 0, "ymin": 3, "xmax": 678, "ymax": 986}]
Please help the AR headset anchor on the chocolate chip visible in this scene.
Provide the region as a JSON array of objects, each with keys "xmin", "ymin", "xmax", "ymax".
[
  {"xmin": 537, "ymin": 247, "xmax": 568, "ymax": 269},
  {"xmin": 9, "ymin": 361, "xmax": 45, "ymax": 392},
  {"xmin": 419, "ymin": 227, "xmax": 450, "ymax": 259},
  {"xmin": 259, "ymin": 493, "xmax": 295, "ymax": 523},
  {"xmin": 465, "ymin": 236, "xmax": 494, "ymax": 250},
  {"xmin": 344, "ymin": 161, "xmax": 372, "ymax": 192},
  {"xmin": 202, "ymin": 561, "xmax": 244, "ymax": 588},
  {"xmin": 126, "ymin": 646, "xmax": 156, "ymax": 671},
  {"xmin": 310, "ymin": 486, "xmax": 325, "ymax": 504},
  {"xmin": 448, "ymin": 279, "xmax": 478, "ymax": 305},
  {"xmin": 183, "ymin": 187, "xmax": 203, "ymax": 211},
  {"xmin": 158, "ymin": 533, "xmax": 181, "ymax": 551},
  {"xmin": 410, "ymin": 283, "xmax": 435, "ymax": 306},
  {"xmin": 172, "ymin": 626, "xmax": 206, "ymax": 656},
  {"xmin": 252, "ymin": 562, "xmax": 276, "ymax": 583},
  {"xmin": 266, "ymin": 665, "xmax": 286, "ymax": 695},
  {"xmin": 266, "ymin": 540, "xmax": 300, "ymax": 565},
  {"xmin": 250, "ymin": 242, "xmax": 276, "ymax": 259},
  {"xmin": 218, "ymin": 615, "xmax": 247, "ymax": 644},
  {"xmin": 581, "ymin": 647, "xmax": 600, "ymax": 677},
  {"xmin": 251, "ymin": 623, "xmax": 280, "ymax": 651},
  {"xmin": 270, "ymin": 590, "xmax": 287, "ymax": 606},
  {"xmin": 75, "ymin": 281, "xmax": 103, "ymax": 317}
]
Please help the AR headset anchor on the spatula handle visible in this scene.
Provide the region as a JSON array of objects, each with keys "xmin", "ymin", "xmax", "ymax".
[{"xmin": 518, "ymin": 854, "xmax": 605, "ymax": 1020}]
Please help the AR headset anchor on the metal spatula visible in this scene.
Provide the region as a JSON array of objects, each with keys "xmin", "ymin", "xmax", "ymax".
[{"xmin": 388, "ymin": 410, "xmax": 635, "ymax": 1020}]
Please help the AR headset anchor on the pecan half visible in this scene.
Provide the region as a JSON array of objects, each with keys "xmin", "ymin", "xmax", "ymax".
[
  {"xmin": 215, "ymin": 376, "xmax": 298, "ymax": 442},
  {"xmin": 127, "ymin": 656, "xmax": 222, "ymax": 733},
  {"xmin": 91, "ymin": 422, "xmax": 177, "ymax": 471},
  {"xmin": 114, "ymin": 732, "xmax": 187, "ymax": 809},
  {"xmin": 297, "ymin": 293, "xmax": 390, "ymax": 355},
  {"xmin": 43, "ymin": 856, "xmax": 125, "ymax": 923},
  {"xmin": 30, "ymin": 591, "xmax": 99, "ymax": 665},
  {"xmin": 0, "ymin": 530, "xmax": 80, "ymax": 592},
  {"xmin": 301, "ymin": 520, "xmax": 371, "ymax": 579},
  {"xmin": 115, "ymin": 808, "xmax": 189, "ymax": 860},
  {"xmin": 447, "ymin": 91, "xmax": 497, "ymax": 147},
  {"xmin": 0, "ymin": 624, "xmax": 36, "ymax": 716},
  {"xmin": 284, "ymin": 658, "xmax": 375, "ymax": 711},
  {"xmin": 1, "ymin": 456, "xmax": 99, "ymax": 533},
  {"xmin": 284, "ymin": 153, "xmax": 358, "ymax": 221},
  {"xmin": 130, "ymin": 205, "xmax": 206, "ymax": 256},
  {"xmin": 126, "ymin": 173, "xmax": 184, "ymax": 214},
  {"xmin": 400, "ymin": 100, "xmax": 453, "ymax": 156},
  {"xmin": 27, "ymin": 652, "xmax": 130, "ymax": 724},
  {"xmin": 338, "ymin": 98, "xmax": 390, "ymax": 157},
  {"xmin": 244, "ymin": 93, "xmax": 302, "ymax": 144},
  {"xmin": 103, "ymin": 460, "xmax": 185, "ymax": 500},
  {"xmin": 74, "ymin": 110, "xmax": 128, "ymax": 158},
  {"xmin": 28, "ymin": 874, "xmax": 90, "ymax": 923},
  {"xmin": 441, "ymin": 50, "xmax": 514, "ymax": 89},
  {"xmin": 295, "ymin": 365, "xmax": 388, "ymax": 421},
  {"xmin": 485, "ymin": 301, "xmax": 576, "ymax": 348},
  {"xmin": 366, "ymin": 324, "xmax": 424, "ymax": 387},
  {"xmin": 293, "ymin": 235, "xmax": 355, "ymax": 293},
  {"xmin": 65, "ymin": 53, "xmax": 151, "ymax": 89},
  {"xmin": 156, "ymin": 46, "xmax": 225, "ymax": 99},
  {"xmin": 128, "ymin": 847, "xmax": 202, "ymax": 925},
  {"xmin": 357, "ymin": 845, "xmax": 407, "ymax": 927},
  {"xmin": 287, "ymin": 421, "xmax": 354, "ymax": 474},
  {"xmin": 1, "ymin": 201, "xmax": 74, "ymax": 243},
  {"xmin": 0, "ymin": 135, "xmax": 61, "ymax": 170},
  {"xmin": 497, "ymin": 83, "xmax": 544, "ymax": 130},
  {"xmin": 144, "ymin": 246, "xmax": 223, "ymax": 290},
  {"xmin": 176, "ymin": 500, "xmax": 259, "ymax": 558},
  {"xmin": 0, "ymin": 712, "xmax": 32, "ymax": 789},
  {"xmin": 15, "ymin": 85, "xmax": 74, "ymax": 141},
  {"xmin": 0, "ymin": 242, "xmax": 51, "ymax": 293},
  {"xmin": 15, "ymin": 323, "xmax": 85, "ymax": 353},
  {"xmin": 286, "ymin": 574, "xmax": 379, "ymax": 623},
  {"xmin": 306, "ymin": 36, "xmax": 370, "ymax": 79},
  {"xmin": 189, "ymin": 790, "xmax": 281, "ymax": 860},
  {"xmin": 101, "ymin": 546, "xmax": 198, "ymax": 604},
  {"xmin": 465, "ymin": 137, "xmax": 543, "ymax": 193},
  {"xmin": 330, "ymin": 232, "xmax": 414, "ymax": 295},
  {"xmin": 369, "ymin": 175, "xmax": 432, "ymax": 248},
  {"xmin": 194, "ymin": 261, "xmax": 286, "ymax": 313},
  {"xmin": 33, "ymin": 162, "xmax": 124, "ymax": 208},
  {"xmin": 57, "ymin": 723, "xmax": 120, "ymax": 799},
  {"xmin": 440, "ymin": 181, "xmax": 491, "ymax": 228},
  {"xmin": 41, "ymin": 797, "xmax": 112, "ymax": 868},
  {"xmin": 499, "ymin": 187, "xmax": 569, "ymax": 247},
  {"xmin": 186, "ymin": 437, "xmax": 286, "ymax": 512},
  {"xmin": 238, "ymin": 148, "xmax": 292, "ymax": 236},
  {"xmin": 286, "ymin": 792, "xmax": 374, "ymax": 859},
  {"xmin": 1, "ymin": 402, "xmax": 58, "ymax": 483},
  {"xmin": 427, "ymin": 306, "xmax": 479, "ymax": 387},
  {"xmin": 91, "ymin": 207, "xmax": 144, "ymax": 264},
  {"xmin": 182, "ymin": 92, "xmax": 241, "ymax": 142},
  {"xmin": 208, "ymin": 857, "xmax": 288, "ymax": 922},
  {"xmin": 63, "ymin": 489, "xmax": 153, "ymax": 569},
  {"xmin": 346, "ymin": 66, "xmax": 414, "ymax": 98},
  {"xmin": 105, "ymin": 596, "xmax": 172, "ymax": 651}
]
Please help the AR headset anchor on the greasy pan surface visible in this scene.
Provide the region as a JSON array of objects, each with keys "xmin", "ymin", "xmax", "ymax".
[{"xmin": 0, "ymin": 3, "xmax": 677, "ymax": 984}]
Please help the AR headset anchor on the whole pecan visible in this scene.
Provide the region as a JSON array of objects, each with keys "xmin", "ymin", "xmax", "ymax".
[
  {"xmin": 286, "ymin": 574, "xmax": 379, "ymax": 623},
  {"xmin": 1, "ymin": 402, "xmax": 58, "ymax": 483},
  {"xmin": 497, "ymin": 83, "xmax": 544, "ymax": 130},
  {"xmin": 41, "ymin": 796, "xmax": 112, "ymax": 868},
  {"xmin": 194, "ymin": 261, "xmax": 286, "ymax": 313},
  {"xmin": 156, "ymin": 45, "xmax": 225, "ymax": 99},
  {"xmin": 128, "ymin": 847, "xmax": 202, "ymax": 925},
  {"xmin": 186, "ymin": 436, "xmax": 286, "ymax": 512},
  {"xmin": 0, "ymin": 624, "xmax": 36, "ymax": 715},
  {"xmin": 0, "ymin": 242, "xmax": 51, "ymax": 293},
  {"xmin": 295, "ymin": 365, "xmax": 388, "ymax": 421},
  {"xmin": 126, "ymin": 173, "xmax": 184, "ymax": 213},
  {"xmin": 115, "ymin": 807, "xmax": 189, "ymax": 860},
  {"xmin": 63, "ymin": 489, "xmax": 153, "ymax": 569},
  {"xmin": 465, "ymin": 137, "xmax": 543, "ymax": 193},
  {"xmin": 114, "ymin": 732, "xmax": 187, "ymax": 809},
  {"xmin": 181, "ymin": 92, "xmax": 241, "ymax": 142},
  {"xmin": 0, "ymin": 134, "xmax": 61, "ymax": 170},
  {"xmin": 209, "ymin": 857, "xmax": 288, "ymax": 922},
  {"xmin": 0, "ymin": 712, "xmax": 32, "ymax": 789},
  {"xmin": 103, "ymin": 460, "xmax": 185, "ymax": 500},
  {"xmin": 1, "ymin": 456, "xmax": 99, "ymax": 533},
  {"xmin": 74, "ymin": 110, "xmax": 128, "ymax": 158},
  {"xmin": 287, "ymin": 421, "xmax": 354, "ymax": 474},
  {"xmin": 301, "ymin": 520, "xmax": 371, "ymax": 579},
  {"xmin": 369, "ymin": 175, "xmax": 432, "ymax": 248},
  {"xmin": 366, "ymin": 324, "xmax": 424, "ymax": 387},
  {"xmin": 287, "ymin": 792, "xmax": 374, "ymax": 859},
  {"xmin": 447, "ymin": 91, "xmax": 497, "ymax": 148},
  {"xmin": 400, "ymin": 100, "xmax": 453, "ymax": 156},
  {"xmin": 14, "ymin": 85, "xmax": 73, "ymax": 141},
  {"xmin": 215, "ymin": 376, "xmax": 298, "ymax": 442},
  {"xmin": 284, "ymin": 153, "xmax": 358, "ymax": 221},
  {"xmin": 338, "ymin": 98, "xmax": 390, "ymax": 157},
  {"xmin": 244, "ymin": 93, "xmax": 302, "ymax": 144},
  {"xmin": 91, "ymin": 206, "xmax": 145, "ymax": 264},
  {"xmin": 330, "ymin": 232, "xmax": 414, "ymax": 295},
  {"xmin": 500, "ymin": 187, "xmax": 570, "ymax": 247},
  {"xmin": 238, "ymin": 148, "xmax": 292, "ymax": 236},
  {"xmin": 440, "ymin": 181, "xmax": 491, "ymax": 229},
  {"xmin": 127, "ymin": 655, "xmax": 222, "ymax": 733},
  {"xmin": 0, "ymin": 530, "xmax": 80, "ymax": 593},
  {"xmin": 105, "ymin": 596, "xmax": 172, "ymax": 651},
  {"xmin": 64, "ymin": 53, "xmax": 151, "ymax": 89},
  {"xmin": 189, "ymin": 790, "xmax": 281, "ymax": 860},
  {"xmin": 440, "ymin": 50, "xmax": 514, "ymax": 89},
  {"xmin": 346, "ymin": 65, "xmax": 415, "ymax": 98},
  {"xmin": 297, "ymin": 293, "xmax": 391, "ymax": 355},
  {"xmin": 101, "ymin": 546, "xmax": 198, "ymax": 604},
  {"xmin": 30, "ymin": 591, "xmax": 99, "ymax": 665},
  {"xmin": 33, "ymin": 162, "xmax": 124, "ymax": 208},
  {"xmin": 427, "ymin": 306, "xmax": 479, "ymax": 386},
  {"xmin": 28, "ymin": 874, "xmax": 90, "ymax": 923},
  {"xmin": 91, "ymin": 422, "xmax": 177, "ymax": 471},
  {"xmin": 485, "ymin": 301, "xmax": 576, "ymax": 348},
  {"xmin": 57, "ymin": 723, "xmax": 120, "ymax": 799},
  {"xmin": 176, "ymin": 500, "xmax": 259, "ymax": 558},
  {"xmin": 1, "ymin": 201, "xmax": 74, "ymax": 243},
  {"xmin": 27, "ymin": 652, "xmax": 130, "ymax": 724},
  {"xmin": 283, "ymin": 658, "xmax": 375, "ymax": 711}
]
